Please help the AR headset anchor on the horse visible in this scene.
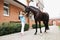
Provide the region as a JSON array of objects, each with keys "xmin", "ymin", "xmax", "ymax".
[{"xmin": 25, "ymin": 6, "xmax": 49, "ymax": 35}]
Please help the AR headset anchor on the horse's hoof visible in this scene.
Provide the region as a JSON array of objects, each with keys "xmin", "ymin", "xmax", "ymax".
[
  {"xmin": 34, "ymin": 32, "xmax": 37, "ymax": 35},
  {"xmin": 44, "ymin": 31, "xmax": 47, "ymax": 33}
]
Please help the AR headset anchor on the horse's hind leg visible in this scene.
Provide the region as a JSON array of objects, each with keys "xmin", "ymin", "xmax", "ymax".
[
  {"xmin": 46, "ymin": 20, "xmax": 49, "ymax": 30},
  {"xmin": 34, "ymin": 21, "xmax": 38, "ymax": 35},
  {"xmin": 43, "ymin": 21, "xmax": 47, "ymax": 32},
  {"xmin": 43, "ymin": 21, "xmax": 49, "ymax": 32},
  {"xmin": 39, "ymin": 21, "xmax": 42, "ymax": 33}
]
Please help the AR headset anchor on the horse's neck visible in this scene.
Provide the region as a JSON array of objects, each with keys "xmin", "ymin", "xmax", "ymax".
[
  {"xmin": 29, "ymin": 6, "xmax": 43, "ymax": 16},
  {"xmin": 29, "ymin": 7, "xmax": 36, "ymax": 15},
  {"xmin": 30, "ymin": 10, "xmax": 36, "ymax": 16}
]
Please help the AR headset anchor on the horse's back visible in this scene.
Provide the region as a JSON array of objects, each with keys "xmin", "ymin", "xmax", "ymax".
[{"xmin": 43, "ymin": 12, "xmax": 49, "ymax": 18}]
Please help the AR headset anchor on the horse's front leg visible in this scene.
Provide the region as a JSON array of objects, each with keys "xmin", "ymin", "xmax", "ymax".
[
  {"xmin": 34, "ymin": 21, "xmax": 38, "ymax": 35},
  {"xmin": 39, "ymin": 21, "xmax": 42, "ymax": 33}
]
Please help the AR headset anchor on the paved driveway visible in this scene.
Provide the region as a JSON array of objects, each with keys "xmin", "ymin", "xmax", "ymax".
[{"xmin": 0, "ymin": 25, "xmax": 60, "ymax": 40}]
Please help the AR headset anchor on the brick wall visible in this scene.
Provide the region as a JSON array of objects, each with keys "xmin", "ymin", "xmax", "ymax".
[
  {"xmin": 0, "ymin": 0, "xmax": 4, "ymax": 22},
  {"xmin": 9, "ymin": 4, "xmax": 21, "ymax": 21},
  {"xmin": 55, "ymin": 20, "xmax": 60, "ymax": 26},
  {"xmin": 49, "ymin": 19, "xmax": 60, "ymax": 26},
  {"xmin": 0, "ymin": 0, "xmax": 23, "ymax": 23},
  {"xmin": 49, "ymin": 19, "xmax": 53, "ymax": 25}
]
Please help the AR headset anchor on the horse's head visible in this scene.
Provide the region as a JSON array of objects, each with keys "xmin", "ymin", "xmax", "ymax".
[
  {"xmin": 25, "ymin": 7, "xmax": 30, "ymax": 13},
  {"xmin": 25, "ymin": 7, "xmax": 30, "ymax": 17}
]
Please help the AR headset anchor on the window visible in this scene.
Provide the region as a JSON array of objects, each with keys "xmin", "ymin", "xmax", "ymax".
[{"xmin": 3, "ymin": 2, "xmax": 9, "ymax": 16}]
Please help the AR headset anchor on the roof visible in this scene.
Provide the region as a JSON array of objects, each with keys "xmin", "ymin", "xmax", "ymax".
[{"xmin": 4, "ymin": 0, "xmax": 27, "ymax": 10}]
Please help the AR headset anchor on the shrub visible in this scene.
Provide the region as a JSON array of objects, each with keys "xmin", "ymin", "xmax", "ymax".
[
  {"xmin": 24, "ymin": 24, "xmax": 29, "ymax": 31},
  {"xmin": 32, "ymin": 23, "xmax": 52, "ymax": 29},
  {"xmin": 58, "ymin": 26, "xmax": 60, "ymax": 29},
  {"xmin": 32, "ymin": 24, "xmax": 44, "ymax": 29},
  {"xmin": 0, "ymin": 22, "xmax": 29, "ymax": 36}
]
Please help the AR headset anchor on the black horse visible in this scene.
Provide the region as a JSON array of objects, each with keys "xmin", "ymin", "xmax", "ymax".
[
  {"xmin": 25, "ymin": 6, "xmax": 49, "ymax": 35},
  {"xmin": 14, "ymin": 0, "xmax": 49, "ymax": 35}
]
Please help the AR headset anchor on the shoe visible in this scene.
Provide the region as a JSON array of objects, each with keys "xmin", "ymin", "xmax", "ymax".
[{"xmin": 20, "ymin": 33, "xmax": 24, "ymax": 36}]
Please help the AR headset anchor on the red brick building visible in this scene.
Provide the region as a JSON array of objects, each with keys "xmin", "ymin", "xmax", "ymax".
[
  {"xmin": 0, "ymin": 0, "xmax": 60, "ymax": 26},
  {"xmin": 49, "ymin": 19, "xmax": 60, "ymax": 26},
  {"xmin": 0, "ymin": 0, "xmax": 28, "ymax": 23}
]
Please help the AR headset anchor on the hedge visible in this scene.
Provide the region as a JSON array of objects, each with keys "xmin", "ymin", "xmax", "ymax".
[
  {"xmin": 32, "ymin": 24, "xmax": 44, "ymax": 29},
  {"xmin": 0, "ymin": 22, "xmax": 29, "ymax": 36},
  {"xmin": 58, "ymin": 26, "xmax": 60, "ymax": 29}
]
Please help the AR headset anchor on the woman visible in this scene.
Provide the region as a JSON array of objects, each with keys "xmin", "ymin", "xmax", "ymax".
[{"xmin": 19, "ymin": 11, "xmax": 26, "ymax": 35}]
